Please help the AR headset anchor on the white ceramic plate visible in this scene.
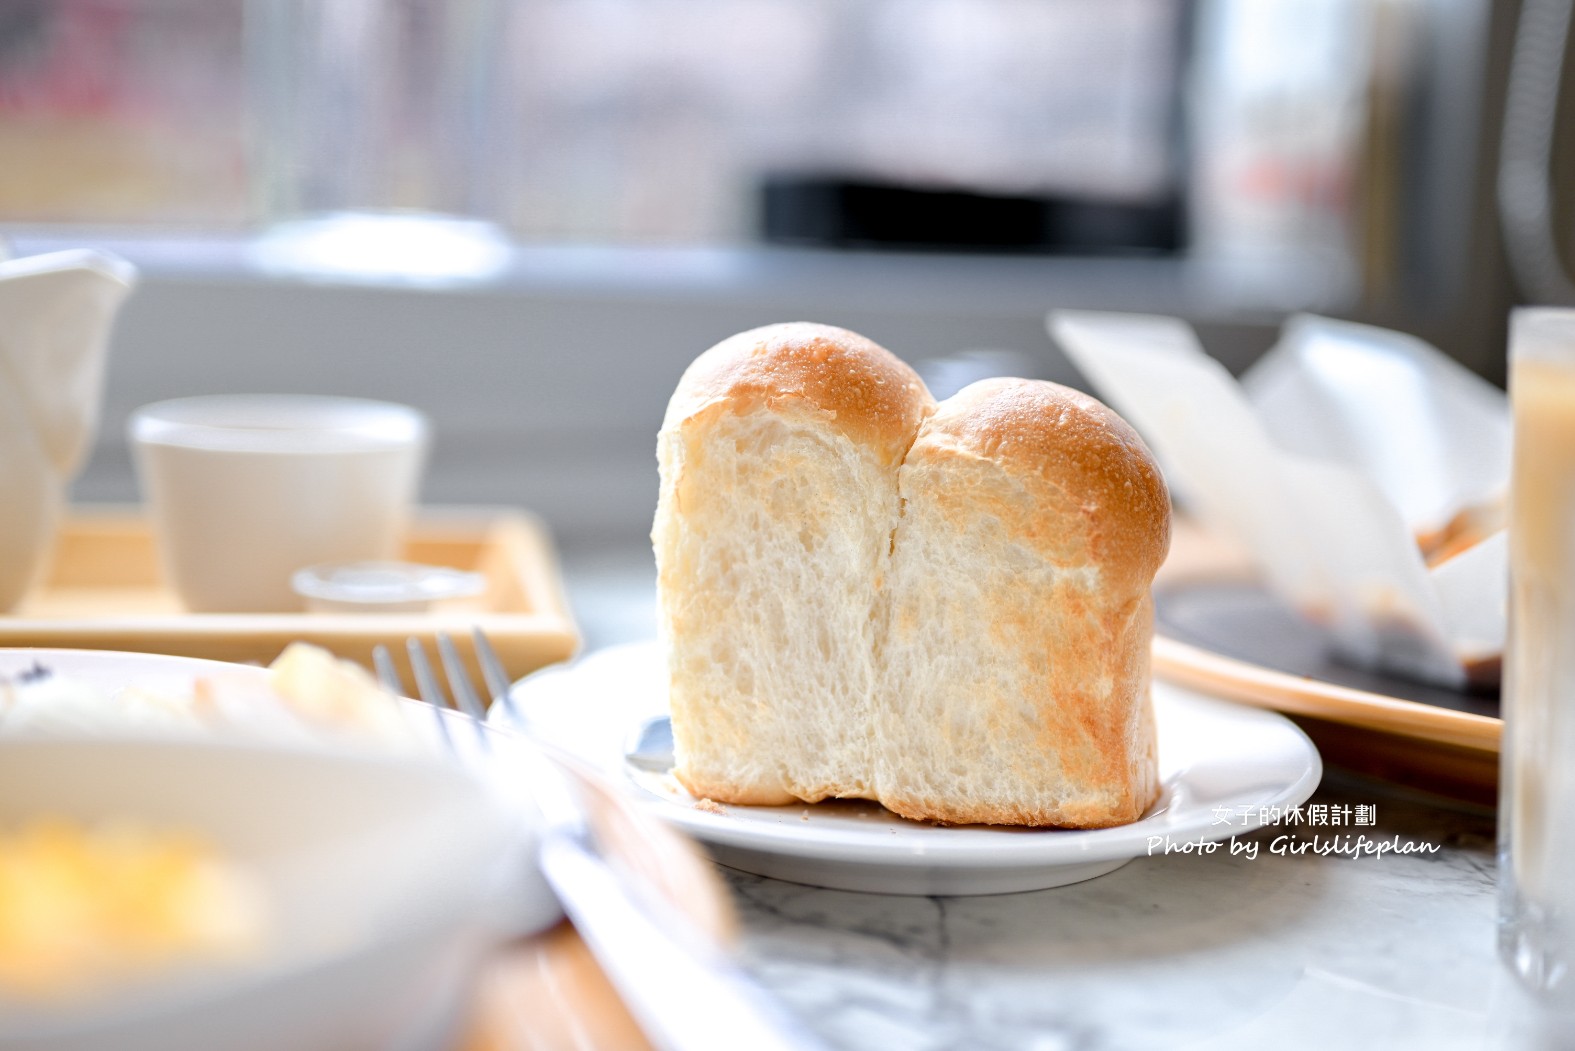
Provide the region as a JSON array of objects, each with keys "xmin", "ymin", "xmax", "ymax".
[
  {"xmin": 500, "ymin": 641, "xmax": 1323, "ymax": 895},
  {"xmin": 0, "ymin": 648, "xmax": 556, "ymax": 1051}
]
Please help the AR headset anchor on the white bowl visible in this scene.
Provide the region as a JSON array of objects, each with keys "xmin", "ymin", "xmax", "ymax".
[{"xmin": 0, "ymin": 735, "xmax": 528, "ymax": 1051}]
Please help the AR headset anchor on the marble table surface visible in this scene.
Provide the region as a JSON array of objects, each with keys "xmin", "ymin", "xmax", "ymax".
[
  {"xmin": 559, "ymin": 548, "xmax": 1541, "ymax": 1051},
  {"xmin": 728, "ymin": 775, "xmax": 1506, "ymax": 1051}
]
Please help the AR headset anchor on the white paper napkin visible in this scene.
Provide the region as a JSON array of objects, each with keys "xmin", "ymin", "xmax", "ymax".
[{"xmin": 1050, "ymin": 310, "xmax": 1508, "ymax": 688}]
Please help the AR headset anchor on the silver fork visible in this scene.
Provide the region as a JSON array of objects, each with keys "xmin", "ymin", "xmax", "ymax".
[{"xmin": 375, "ymin": 630, "xmax": 828, "ymax": 1051}]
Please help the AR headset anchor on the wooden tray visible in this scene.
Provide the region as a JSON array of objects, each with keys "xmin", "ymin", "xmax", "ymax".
[
  {"xmin": 1151, "ymin": 521, "xmax": 1500, "ymax": 804},
  {"xmin": 3, "ymin": 507, "xmax": 580, "ymax": 683}
]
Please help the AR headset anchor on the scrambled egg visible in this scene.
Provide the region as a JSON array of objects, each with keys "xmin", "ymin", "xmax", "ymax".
[{"xmin": 0, "ymin": 819, "xmax": 266, "ymax": 999}]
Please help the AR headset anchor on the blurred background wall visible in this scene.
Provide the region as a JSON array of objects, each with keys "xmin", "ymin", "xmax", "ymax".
[{"xmin": 0, "ymin": 0, "xmax": 1566, "ymax": 548}]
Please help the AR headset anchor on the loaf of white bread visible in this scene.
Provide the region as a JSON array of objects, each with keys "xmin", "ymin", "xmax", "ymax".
[{"xmin": 653, "ymin": 323, "xmax": 1170, "ymax": 828}]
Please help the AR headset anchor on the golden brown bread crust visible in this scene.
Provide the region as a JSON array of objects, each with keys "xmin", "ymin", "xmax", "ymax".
[
  {"xmin": 661, "ymin": 322, "xmax": 935, "ymax": 469},
  {"xmin": 915, "ymin": 377, "xmax": 1171, "ymax": 598}
]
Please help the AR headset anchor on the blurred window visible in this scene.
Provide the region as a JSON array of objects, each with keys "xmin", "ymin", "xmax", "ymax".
[
  {"xmin": 504, "ymin": 0, "xmax": 1185, "ymax": 243},
  {"xmin": 0, "ymin": 0, "xmax": 1186, "ymax": 245}
]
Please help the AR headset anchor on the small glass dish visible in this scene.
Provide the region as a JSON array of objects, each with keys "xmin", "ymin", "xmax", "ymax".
[{"xmin": 291, "ymin": 561, "xmax": 486, "ymax": 613}]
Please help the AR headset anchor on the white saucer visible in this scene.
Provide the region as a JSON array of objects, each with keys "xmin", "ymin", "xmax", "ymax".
[{"xmin": 498, "ymin": 642, "xmax": 1323, "ymax": 896}]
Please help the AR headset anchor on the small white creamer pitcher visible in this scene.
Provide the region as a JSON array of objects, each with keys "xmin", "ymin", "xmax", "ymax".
[{"xmin": 0, "ymin": 247, "xmax": 137, "ymax": 611}]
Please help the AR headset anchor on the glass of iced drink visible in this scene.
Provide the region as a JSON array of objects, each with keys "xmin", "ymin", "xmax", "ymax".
[{"xmin": 1501, "ymin": 307, "xmax": 1575, "ymax": 1003}]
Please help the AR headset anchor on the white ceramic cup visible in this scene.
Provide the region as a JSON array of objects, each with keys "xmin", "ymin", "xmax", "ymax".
[{"xmin": 129, "ymin": 395, "xmax": 428, "ymax": 613}]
